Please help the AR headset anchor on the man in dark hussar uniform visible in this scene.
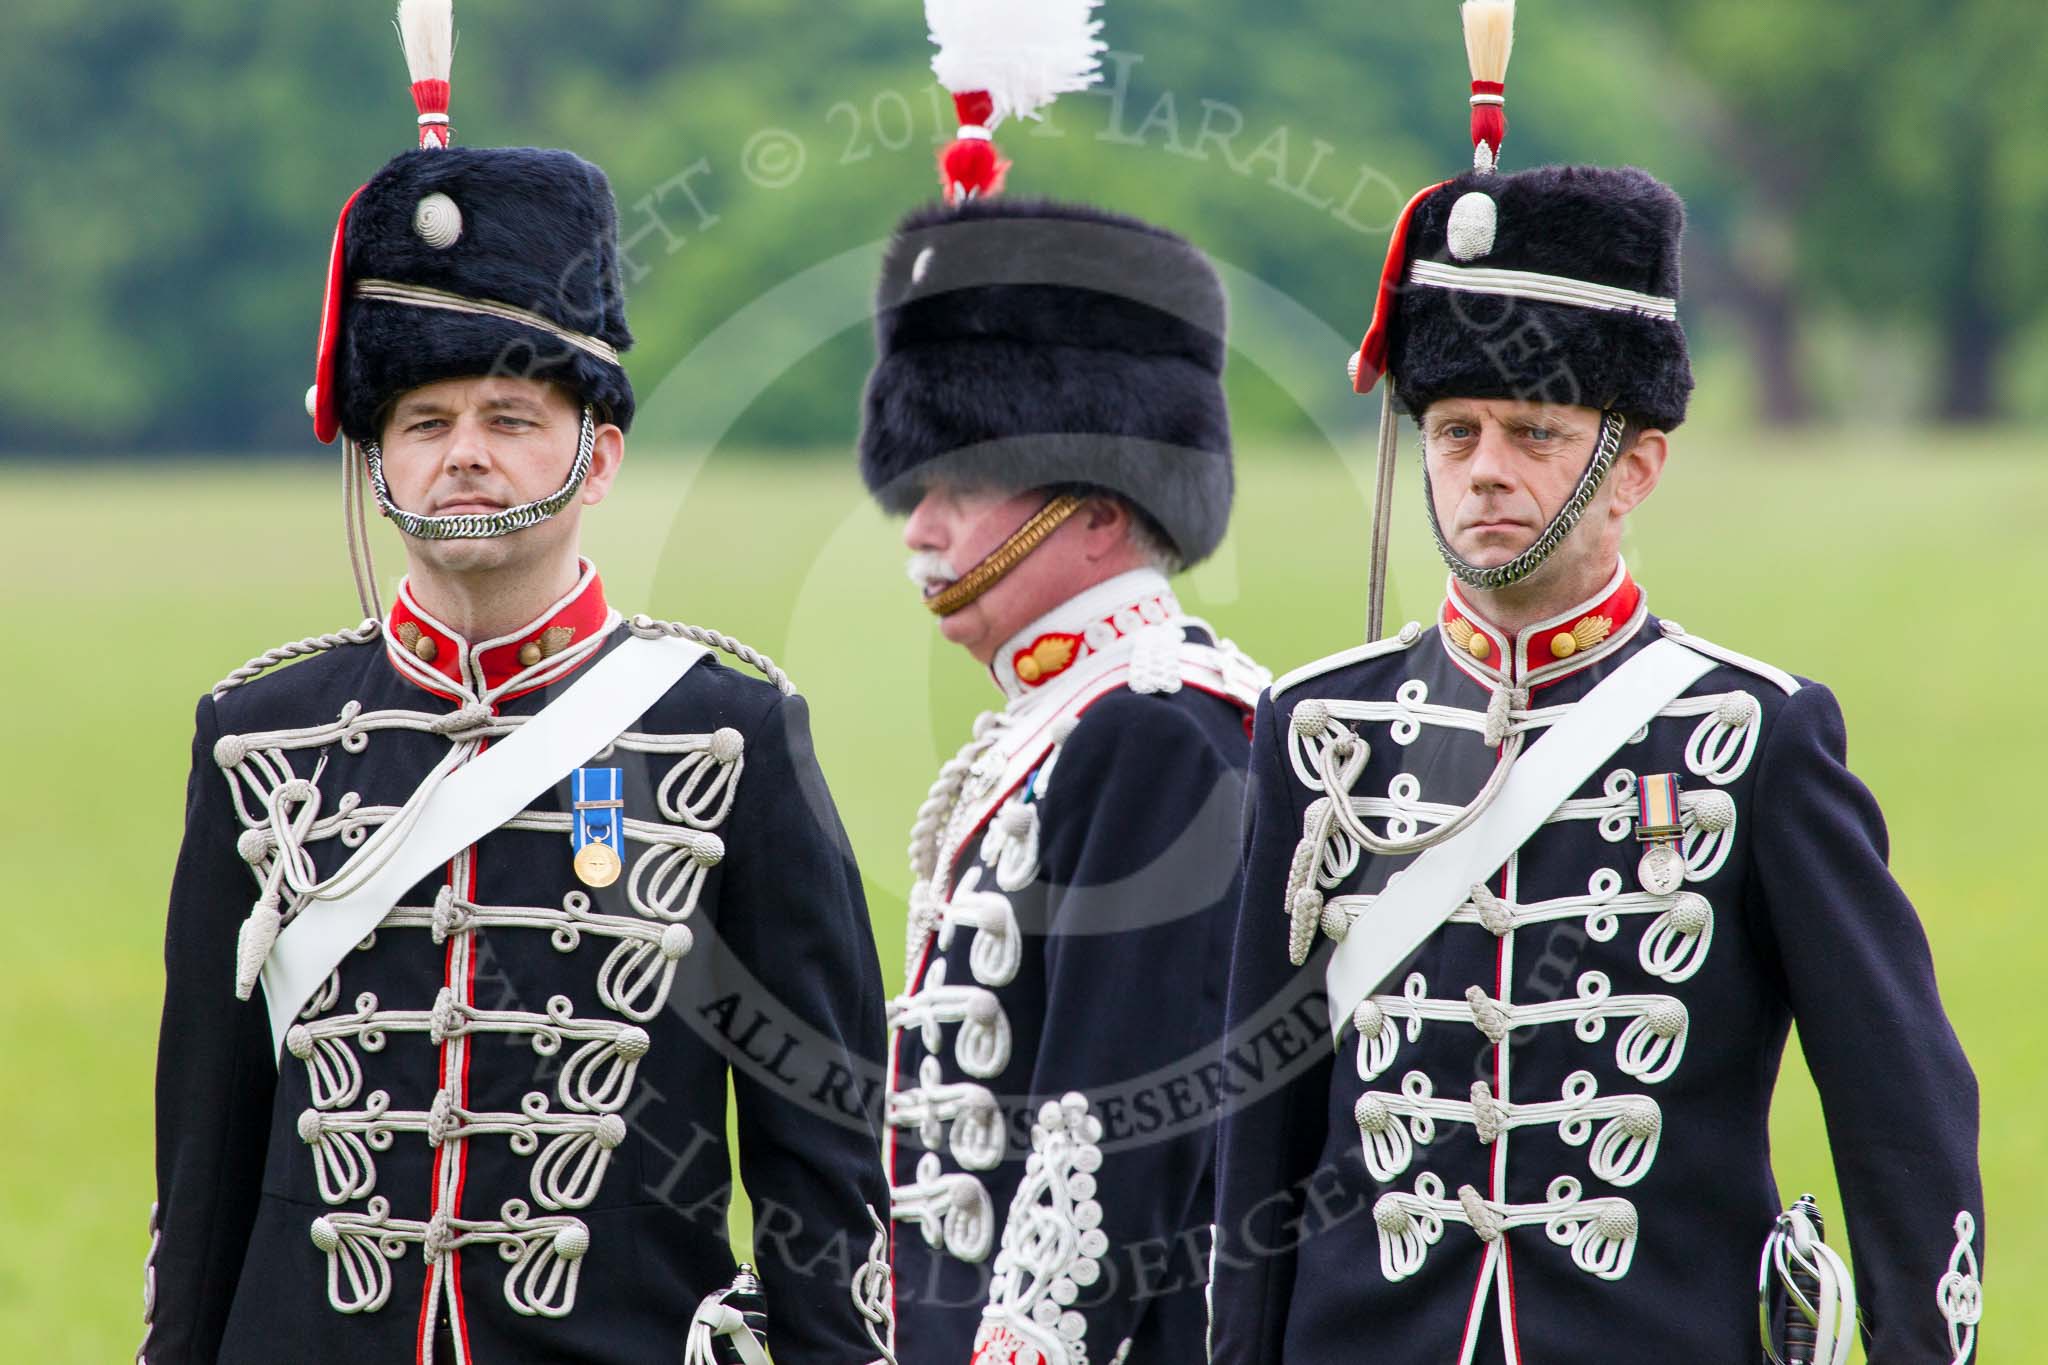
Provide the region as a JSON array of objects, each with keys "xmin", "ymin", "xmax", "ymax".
[
  {"xmin": 141, "ymin": 5, "xmax": 893, "ymax": 1362},
  {"xmin": 860, "ymin": 6, "xmax": 1268, "ymax": 1364},
  {"xmin": 1211, "ymin": 3, "xmax": 1984, "ymax": 1363}
]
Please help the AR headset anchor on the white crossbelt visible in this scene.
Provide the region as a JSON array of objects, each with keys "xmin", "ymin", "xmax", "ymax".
[
  {"xmin": 261, "ymin": 633, "xmax": 710, "ymax": 1052},
  {"xmin": 1324, "ymin": 638, "xmax": 1714, "ymax": 1041}
]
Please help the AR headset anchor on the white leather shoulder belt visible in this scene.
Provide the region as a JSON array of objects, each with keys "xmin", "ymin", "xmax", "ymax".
[{"xmin": 261, "ymin": 633, "xmax": 710, "ymax": 1052}]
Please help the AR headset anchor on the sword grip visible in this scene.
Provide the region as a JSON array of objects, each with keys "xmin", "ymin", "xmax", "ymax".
[{"xmin": 1783, "ymin": 1257, "xmax": 1821, "ymax": 1365}]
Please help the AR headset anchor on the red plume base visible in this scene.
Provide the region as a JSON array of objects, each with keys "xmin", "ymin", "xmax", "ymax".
[{"xmin": 939, "ymin": 138, "xmax": 1010, "ymax": 204}]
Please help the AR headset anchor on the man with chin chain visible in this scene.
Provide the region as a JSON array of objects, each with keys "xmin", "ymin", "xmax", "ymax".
[
  {"xmin": 140, "ymin": 6, "xmax": 892, "ymax": 1362},
  {"xmin": 1211, "ymin": 4, "xmax": 1983, "ymax": 1363}
]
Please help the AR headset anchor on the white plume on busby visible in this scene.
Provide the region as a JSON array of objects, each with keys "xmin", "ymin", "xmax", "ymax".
[
  {"xmin": 927, "ymin": 0, "xmax": 1105, "ymax": 125},
  {"xmin": 395, "ymin": 0, "xmax": 456, "ymax": 150},
  {"xmin": 1461, "ymin": 0, "xmax": 1515, "ymax": 171},
  {"xmin": 858, "ymin": 0, "xmax": 1238, "ymax": 577},
  {"xmin": 926, "ymin": 0, "xmax": 1106, "ymax": 203}
]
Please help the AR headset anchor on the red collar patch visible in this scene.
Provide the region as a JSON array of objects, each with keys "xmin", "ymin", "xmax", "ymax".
[{"xmin": 1011, "ymin": 632, "xmax": 1084, "ymax": 687}]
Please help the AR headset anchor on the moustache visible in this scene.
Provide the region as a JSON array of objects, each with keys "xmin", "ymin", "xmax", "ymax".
[{"xmin": 905, "ymin": 551, "xmax": 959, "ymax": 587}]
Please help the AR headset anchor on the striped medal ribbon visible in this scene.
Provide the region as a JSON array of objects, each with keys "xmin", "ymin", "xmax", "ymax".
[
  {"xmin": 572, "ymin": 766, "xmax": 625, "ymax": 888},
  {"xmin": 1635, "ymin": 771, "xmax": 1686, "ymax": 895}
]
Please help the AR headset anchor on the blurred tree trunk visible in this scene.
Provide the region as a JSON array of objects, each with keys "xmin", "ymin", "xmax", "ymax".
[
  {"xmin": 1721, "ymin": 231, "xmax": 1812, "ymax": 427},
  {"xmin": 1936, "ymin": 124, "xmax": 2002, "ymax": 422},
  {"xmin": 1665, "ymin": 72, "xmax": 1815, "ymax": 426}
]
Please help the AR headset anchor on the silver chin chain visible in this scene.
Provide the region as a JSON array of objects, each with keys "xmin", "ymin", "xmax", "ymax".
[
  {"xmin": 1423, "ymin": 408, "xmax": 1626, "ymax": 590},
  {"xmin": 358, "ymin": 404, "xmax": 598, "ymax": 540}
]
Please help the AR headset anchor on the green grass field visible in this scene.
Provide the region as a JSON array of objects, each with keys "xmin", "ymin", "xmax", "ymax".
[{"xmin": 2, "ymin": 429, "xmax": 2038, "ymax": 1360}]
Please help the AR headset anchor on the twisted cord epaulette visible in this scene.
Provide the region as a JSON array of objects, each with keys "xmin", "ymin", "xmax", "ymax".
[
  {"xmin": 211, "ymin": 620, "xmax": 384, "ymax": 700},
  {"xmin": 627, "ymin": 616, "xmax": 795, "ymax": 696}
]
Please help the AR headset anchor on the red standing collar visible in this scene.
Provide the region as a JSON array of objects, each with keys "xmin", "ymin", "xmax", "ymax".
[
  {"xmin": 386, "ymin": 563, "xmax": 614, "ymax": 698},
  {"xmin": 1441, "ymin": 564, "xmax": 1645, "ymax": 685}
]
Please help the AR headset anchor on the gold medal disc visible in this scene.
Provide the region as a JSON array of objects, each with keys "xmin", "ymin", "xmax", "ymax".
[{"xmin": 574, "ymin": 841, "xmax": 622, "ymax": 888}]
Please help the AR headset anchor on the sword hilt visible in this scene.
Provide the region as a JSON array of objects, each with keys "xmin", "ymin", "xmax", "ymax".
[
  {"xmin": 1765, "ymin": 1194, "xmax": 1827, "ymax": 1365},
  {"xmin": 716, "ymin": 1264, "xmax": 769, "ymax": 1365}
]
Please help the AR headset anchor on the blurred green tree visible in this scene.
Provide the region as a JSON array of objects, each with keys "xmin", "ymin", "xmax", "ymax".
[
  {"xmin": 1625, "ymin": 0, "xmax": 2048, "ymax": 422},
  {"xmin": 0, "ymin": 0, "xmax": 2037, "ymax": 453}
]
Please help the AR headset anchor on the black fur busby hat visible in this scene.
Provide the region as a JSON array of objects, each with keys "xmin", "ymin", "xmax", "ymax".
[
  {"xmin": 859, "ymin": 197, "xmax": 1232, "ymax": 568},
  {"xmin": 1349, "ymin": 0, "xmax": 1692, "ymax": 431},
  {"xmin": 859, "ymin": 0, "xmax": 1235, "ymax": 570},
  {"xmin": 1386, "ymin": 164, "xmax": 1692, "ymax": 429},
  {"xmin": 327, "ymin": 147, "xmax": 635, "ymax": 444},
  {"xmin": 308, "ymin": 1, "xmax": 633, "ymax": 446}
]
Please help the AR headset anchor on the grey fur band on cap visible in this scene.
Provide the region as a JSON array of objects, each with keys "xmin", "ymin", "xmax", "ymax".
[{"xmin": 858, "ymin": 197, "xmax": 1234, "ymax": 568}]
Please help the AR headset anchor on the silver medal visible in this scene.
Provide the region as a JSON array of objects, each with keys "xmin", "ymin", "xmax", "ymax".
[{"xmin": 1638, "ymin": 841, "xmax": 1685, "ymax": 895}]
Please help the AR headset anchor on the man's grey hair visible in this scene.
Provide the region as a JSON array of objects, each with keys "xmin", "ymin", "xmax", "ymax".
[
  {"xmin": 1039, "ymin": 482, "xmax": 1185, "ymax": 576},
  {"xmin": 1124, "ymin": 500, "xmax": 1185, "ymax": 576}
]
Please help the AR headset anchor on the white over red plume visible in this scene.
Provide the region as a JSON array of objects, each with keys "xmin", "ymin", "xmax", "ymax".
[
  {"xmin": 1461, "ymin": 0, "xmax": 1515, "ymax": 172},
  {"xmin": 395, "ymin": 0, "xmax": 456, "ymax": 150},
  {"xmin": 926, "ymin": 0, "xmax": 1106, "ymax": 202},
  {"xmin": 927, "ymin": 0, "xmax": 1105, "ymax": 125}
]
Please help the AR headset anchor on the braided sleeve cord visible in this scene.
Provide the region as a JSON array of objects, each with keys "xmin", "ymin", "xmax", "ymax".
[
  {"xmin": 211, "ymin": 621, "xmax": 383, "ymax": 700},
  {"xmin": 627, "ymin": 616, "xmax": 796, "ymax": 696}
]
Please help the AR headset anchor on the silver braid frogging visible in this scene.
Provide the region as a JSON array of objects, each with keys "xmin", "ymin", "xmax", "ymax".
[
  {"xmin": 359, "ymin": 405, "xmax": 598, "ymax": 541},
  {"xmin": 1423, "ymin": 409, "xmax": 1627, "ymax": 591}
]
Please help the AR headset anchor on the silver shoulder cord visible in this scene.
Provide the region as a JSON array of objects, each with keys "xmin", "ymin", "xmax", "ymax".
[{"xmin": 341, "ymin": 404, "xmax": 599, "ymax": 619}]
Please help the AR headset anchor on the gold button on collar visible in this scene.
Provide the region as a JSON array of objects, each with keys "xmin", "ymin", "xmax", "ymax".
[
  {"xmin": 397, "ymin": 620, "xmax": 438, "ymax": 663},
  {"xmin": 518, "ymin": 641, "xmax": 542, "ymax": 667},
  {"xmin": 1550, "ymin": 630, "xmax": 1579, "ymax": 660},
  {"xmin": 1015, "ymin": 656, "xmax": 1042, "ymax": 682},
  {"xmin": 1468, "ymin": 633, "xmax": 1491, "ymax": 660}
]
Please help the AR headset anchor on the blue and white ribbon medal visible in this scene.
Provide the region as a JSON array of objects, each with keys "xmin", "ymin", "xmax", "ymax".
[
  {"xmin": 572, "ymin": 766, "xmax": 625, "ymax": 888},
  {"xmin": 1635, "ymin": 771, "xmax": 1686, "ymax": 895}
]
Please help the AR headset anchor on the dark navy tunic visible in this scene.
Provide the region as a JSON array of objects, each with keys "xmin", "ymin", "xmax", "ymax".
[
  {"xmin": 885, "ymin": 572, "xmax": 1266, "ymax": 1365},
  {"xmin": 1212, "ymin": 573, "xmax": 1984, "ymax": 1365},
  {"xmin": 146, "ymin": 571, "xmax": 894, "ymax": 1365}
]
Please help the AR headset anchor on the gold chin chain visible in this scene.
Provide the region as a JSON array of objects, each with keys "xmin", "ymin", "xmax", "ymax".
[{"xmin": 924, "ymin": 494, "xmax": 1086, "ymax": 617}]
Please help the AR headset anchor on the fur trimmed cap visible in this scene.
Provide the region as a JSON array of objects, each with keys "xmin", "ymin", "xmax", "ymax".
[
  {"xmin": 325, "ymin": 146, "xmax": 635, "ymax": 444},
  {"xmin": 1382, "ymin": 165, "xmax": 1693, "ymax": 429},
  {"xmin": 858, "ymin": 197, "xmax": 1234, "ymax": 569}
]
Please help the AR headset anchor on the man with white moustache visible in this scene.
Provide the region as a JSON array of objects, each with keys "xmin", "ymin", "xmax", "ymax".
[{"xmin": 859, "ymin": 189, "xmax": 1268, "ymax": 1365}]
